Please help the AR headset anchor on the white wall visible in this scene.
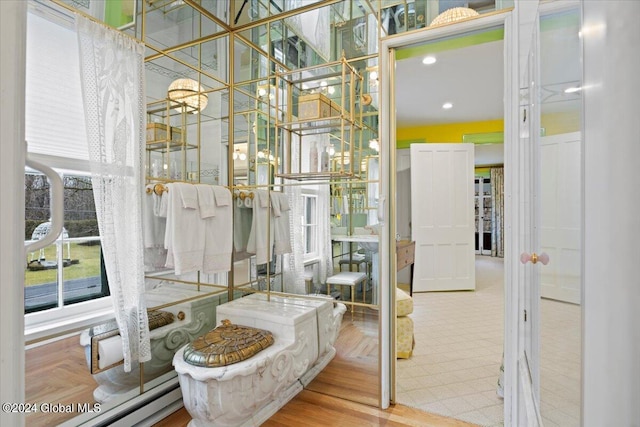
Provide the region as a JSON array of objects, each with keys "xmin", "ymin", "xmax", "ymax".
[{"xmin": 582, "ymin": 1, "xmax": 640, "ymax": 425}]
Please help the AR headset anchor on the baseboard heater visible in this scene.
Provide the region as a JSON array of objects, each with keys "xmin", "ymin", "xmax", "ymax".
[{"xmin": 58, "ymin": 379, "xmax": 183, "ymax": 427}]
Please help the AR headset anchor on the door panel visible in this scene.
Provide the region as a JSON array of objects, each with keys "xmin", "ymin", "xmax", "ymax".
[
  {"xmin": 410, "ymin": 143, "xmax": 475, "ymax": 292},
  {"xmin": 540, "ymin": 132, "xmax": 581, "ymax": 304}
]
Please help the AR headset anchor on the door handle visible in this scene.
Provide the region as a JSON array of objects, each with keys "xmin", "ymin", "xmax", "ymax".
[{"xmin": 520, "ymin": 252, "xmax": 549, "ymax": 265}]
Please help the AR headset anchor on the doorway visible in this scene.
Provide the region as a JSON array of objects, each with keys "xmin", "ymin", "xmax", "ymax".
[
  {"xmin": 383, "ymin": 4, "xmax": 580, "ymax": 423},
  {"xmin": 391, "ymin": 23, "xmax": 507, "ymax": 425}
]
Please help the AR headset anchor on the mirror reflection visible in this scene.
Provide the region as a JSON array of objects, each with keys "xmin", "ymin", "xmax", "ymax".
[
  {"xmin": 538, "ymin": 6, "xmax": 582, "ymax": 426},
  {"xmin": 25, "ymin": 0, "xmax": 380, "ymax": 425}
]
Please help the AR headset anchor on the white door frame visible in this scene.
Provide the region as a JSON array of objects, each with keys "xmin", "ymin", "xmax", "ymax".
[
  {"xmin": 0, "ymin": 2, "xmax": 28, "ymax": 427},
  {"xmin": 379, "ymin": 5, "xmax": 540, "ymax": 421}
]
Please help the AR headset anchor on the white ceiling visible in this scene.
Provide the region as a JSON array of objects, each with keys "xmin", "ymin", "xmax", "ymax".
[
  {"xmin": 394, "ymin": 11, "xmax": 581, "ymax": 128},
  {"xmin": 393, "ymin": 12, "xmax": 581, "ymax": 167},
  {"xmin": 395, "ymin": 39, "xmax": 505, "ymax": 127}
]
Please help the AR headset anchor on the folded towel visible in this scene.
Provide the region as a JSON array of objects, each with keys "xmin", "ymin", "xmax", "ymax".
[
  {"xmin": 213, "ymin": 186, "xmax": 231, "ymax": 206},
  {"xmin": 202, "ymin": 194, "xmax": 233, "ymax": 274},
  {"xmin": 278, "ymin": 193, "xmax": 291, "ymax": 212},
  {"xmin": 257, "ymin": 189, "xmax": 269, "ymax": 208},
  {"xmin": 157, "ymin": 191, "xmax": 168, "ymax": 218},
  {"xmin": 164, "ymin": 183, "xmax": 205, "ymax": 275},
  {"xmin": 273, "ymin": 193, "xmax": 292, "ymax": 255},
  {"xmin": 233, "ymin": 196, "xmax": 253, "ymax": 259},
  {"xmin": 271, "ymin": 193, "xmax": 282, "ymax": 218},
  {"xmin": 174, "ymin": 183, "xmax": 198, "ymax": 209},
  {"xmin": 244, "ymin": 197, "xmax": 252, "ymax": 208},
  {"xmin": 196, "ymin": 184, "xmax": 216, "ymax": 219},
  {"xmin": 247, "ymin": 190, "xmax": 274, "ymax": 264}
]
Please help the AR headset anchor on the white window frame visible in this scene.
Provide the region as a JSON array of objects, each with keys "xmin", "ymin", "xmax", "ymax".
[
  {"xmin": 24, "ymin": 166, "xmax": 113, "ymax": 343},
  {"xmin": 23, "ymin": 7, "xmax": 114, "ymax": 342},
  {"xmin": 301, "ymin": 189, "xmax": 319, "ymax": 263}
]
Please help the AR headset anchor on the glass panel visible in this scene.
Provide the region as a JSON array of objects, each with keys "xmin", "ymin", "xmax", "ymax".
[
  {"xmin": 539, "ymin": 6, "xmax": 582, "ymax": 426},
  {"xmin": 234, "ymin": 38, "xmax": 273, "ymax": 84},
  {"xmin": 25, "ymin": 243, "xmax": 59, "ymax": 312},
  {"xmin": 195, "ymin": 0, "xmax": 230, "ymax": 26},
  {"xmin": 229, "ymin": 0, "xmax": 326, "ymax": 27},
  {"xmin": 28, "ymin": 1, "xmax": 383, "ymax": 423},
  {"xmin": 25, "ymin": 172, "xmax": 57, "ymax": 311},
  {"xmin": 61, "ymin": 175, "xmax": 103, "ymax": 305},
  {"xmin": 142, "ymin": 1, "xmax": 224, "ymax": 50},
  {"xmin": 237, "ymin": 24, "xmax": 270, "ymax": 55},
  {"xmin": 24, "ymin": 173, "xmax": 104, "ymax": 311}
]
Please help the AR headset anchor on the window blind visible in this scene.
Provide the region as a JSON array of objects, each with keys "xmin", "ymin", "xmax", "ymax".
[{"xmin": 25, "ymin": 11, "xmax": 89, "ymax": 169}]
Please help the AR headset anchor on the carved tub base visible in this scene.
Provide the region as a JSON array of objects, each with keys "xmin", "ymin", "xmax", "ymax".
[{"xmin": 173, "ymin": 294, "xmax": 346, "ymax": 427}]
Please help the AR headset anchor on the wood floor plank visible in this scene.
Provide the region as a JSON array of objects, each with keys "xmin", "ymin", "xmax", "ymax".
[
  {"xmin": 25, "ymin": 334, "xmax": 97, "ymax": 427},
  {"xmin": 154, "ymin": 390, "xmax": 479, "ymax": 427}
]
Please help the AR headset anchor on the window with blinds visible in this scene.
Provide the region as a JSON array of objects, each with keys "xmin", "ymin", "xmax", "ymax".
[{"xmin": 25, "ymin": 9, "xmax": 89, "ymax": 171}]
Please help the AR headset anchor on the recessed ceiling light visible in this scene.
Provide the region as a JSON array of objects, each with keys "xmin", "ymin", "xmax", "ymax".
[
  {"xmin": 564, "ymin": 86, "xmax": 582, "ymax": 93},
  {"xmin": 422, "ymin": 56, "xmax": 437, "ymax": 65},
  {"xmin": 442, "ymin": 102, "xmax": 453, "ymax": 109}
]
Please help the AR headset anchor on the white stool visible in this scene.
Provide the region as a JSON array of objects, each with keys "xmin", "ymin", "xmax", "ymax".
[{"xmin": 326, "ymin": 272, "xmax": 367, "ymax": 315}]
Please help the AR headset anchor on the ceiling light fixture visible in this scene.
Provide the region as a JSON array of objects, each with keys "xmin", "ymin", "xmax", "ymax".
[
  {"xmin": 257, "ymin": 84, "xmax": 275, "ymax": 100},
  {"xmin": 430, "ymin": 7, "xmax": 479, "ymax": 26},
  {"xmin": 422, "ymin": 56, "xmax": 436, "ymax": 65},
  {"xmin": 564, "ymin": 86, "xmax": 582, "ymax": 94},
  {"xmin": 442, "ymin": 102, "xmax": 453, "ymax": 109},
  {"xmin": 167, "ymin": 78, "xmax": 208, "ymax": 114}
]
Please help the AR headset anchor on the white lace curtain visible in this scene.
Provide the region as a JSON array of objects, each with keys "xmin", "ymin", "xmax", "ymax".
[{"xmin": 76, "ymin": 16, "xmax": 150, "ymax": 371}]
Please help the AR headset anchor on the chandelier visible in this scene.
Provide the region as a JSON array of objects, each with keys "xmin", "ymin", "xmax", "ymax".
[
  {"xmin": 167, "ymin": 78, "xmax": 208, "ymax": 113},
  {"xmin": 430, "ymin": 7, "xmax": 479, "ymax": 27}
]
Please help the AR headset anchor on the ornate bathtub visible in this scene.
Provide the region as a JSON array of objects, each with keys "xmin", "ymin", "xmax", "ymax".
[
  {"xmin": 80, "ymin": 282, "xmax": 223, "ymax": 403},
  {"xmin": 173, "ymin": 293, "xmax": 346, "ymax": 427}
]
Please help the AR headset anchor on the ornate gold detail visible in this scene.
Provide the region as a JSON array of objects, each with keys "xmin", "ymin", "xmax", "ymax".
[
  {"xmin": 183, "ymin": 320, "xmax": 274, "ymax": 367},
  {"xmin": 147, "ymin": 309, "xmax": 175, "ymax": 330}
]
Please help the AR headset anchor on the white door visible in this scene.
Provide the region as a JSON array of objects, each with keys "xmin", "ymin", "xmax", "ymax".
[
  {"xmin": 409, "ymin": 143, "xmax": 475, "ymax": 292},
  {"xmin": 540, "ymin": 132, "xmax": 581, "ymax": 304},
  {"xmin": 505, "ymin": 6, "xmax": 544, "ymax": 425}
]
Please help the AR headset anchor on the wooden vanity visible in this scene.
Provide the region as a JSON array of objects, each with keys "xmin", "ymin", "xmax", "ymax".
[{"xmin": 396, "ymin": 240, "xmax": 415, "ymax": 295}]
